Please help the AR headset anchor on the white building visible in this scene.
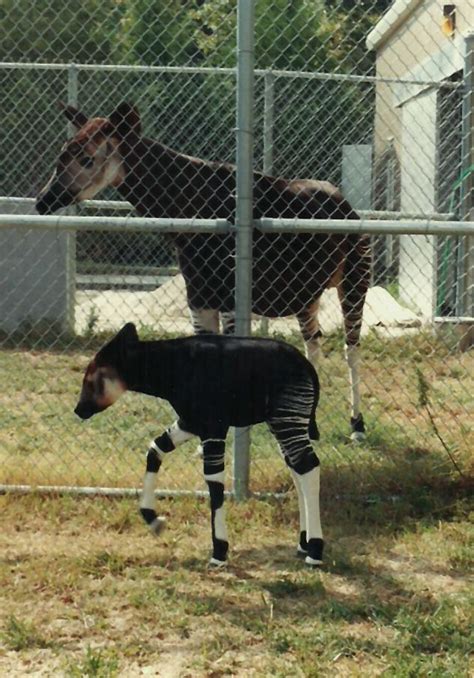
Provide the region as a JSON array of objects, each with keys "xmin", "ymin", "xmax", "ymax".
[{"xmin": 367, "ymin": 0, "xmax": 473, "ymax": 319}]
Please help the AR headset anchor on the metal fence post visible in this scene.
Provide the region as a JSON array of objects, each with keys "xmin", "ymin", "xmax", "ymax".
[
  {"xmin": 233, "ymin": 0, "xmax": 255, "ymax": 501},
  {"xmin": 259, "ymin": 71, "xmax": 275, "ymax": 335},
  {"xmin": 459, "ymin": 33, "xmax": 474, "ymax": 318},
  {"xmin": 65, "ymin": 63, "xmax": 79, "ymax": 334},
  {"xmin": 263, "ymin": 71, "xmax": 274, "ymax": 176}
]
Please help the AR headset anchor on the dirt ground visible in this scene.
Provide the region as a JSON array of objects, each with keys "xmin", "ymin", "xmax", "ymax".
[
  {"xmin": 0, "ymin": 490, "xmax": 472, "ymax": 677},
  {"xmin": 75, "ymin": 278, "xmax": 422, "ymax": 339}
]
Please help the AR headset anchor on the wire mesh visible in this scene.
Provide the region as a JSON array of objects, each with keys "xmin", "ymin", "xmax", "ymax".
[{"xmin": 0, "ymin": 0, "xmax": 472, "ymax": 497}]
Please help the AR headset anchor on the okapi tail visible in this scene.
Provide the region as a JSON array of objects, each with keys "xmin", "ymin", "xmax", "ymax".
[{"xmin": 340, "ymin": 234, "xmax": 372, "ymax": 346}]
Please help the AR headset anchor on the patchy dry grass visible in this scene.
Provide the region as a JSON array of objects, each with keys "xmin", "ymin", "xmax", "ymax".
[
  {"xmin": 0, "ymin": 491, "xmax": 472, "ymax": 676},
  {"xmin": 0, "ymin": 329, "xmax": 472, "ymax": 493},
  {"xmin": 0, "ymin": 329, "xmax": 473, "ymax": 674}
]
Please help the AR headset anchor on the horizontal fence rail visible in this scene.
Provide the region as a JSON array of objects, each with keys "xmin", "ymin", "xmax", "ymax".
[
  {"xmin": 258, "ymin": 218, "xmax": 474, "ymax": 236},
  {"xmin": 0, "ymin": 214, "xmax": 230, "ymax": 234},
  {"xmin": 0, "ymin": 197, "xmax": 458, "ymax": 222},
  {"xmin": 0, "ymin": 60, "xmax": 465, "ymax": 89},
  {"xmin": 1, "ymin": 213, "xmax": 473, "ymax": 236}
]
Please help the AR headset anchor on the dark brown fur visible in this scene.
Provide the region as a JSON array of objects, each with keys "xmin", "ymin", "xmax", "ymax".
[{"xmin": 37, "ymin": 102, "xmax": 371, "ymax": 434}]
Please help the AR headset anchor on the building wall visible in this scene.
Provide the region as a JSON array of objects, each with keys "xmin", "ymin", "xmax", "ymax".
[
  {"xmin": 368, "ymin": 0, "xmax": 472, "ymax": 318},
  {"xmin": 399, "ymin": 89, "xmax": 438, "ymax": 316},
  {"xmin": 370, "ymin": 0, "xmax": 471, "ymax": 158}
]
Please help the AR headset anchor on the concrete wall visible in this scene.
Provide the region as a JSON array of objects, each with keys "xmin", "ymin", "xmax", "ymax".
[{"xmin": 0, "ymin": 200, "xmax": 75, "ymax": 335}]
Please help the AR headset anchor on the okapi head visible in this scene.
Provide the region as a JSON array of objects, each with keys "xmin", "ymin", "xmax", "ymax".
[
  {"xmin": 36, "ymin": 102, "xmax": 141, "ymax": 214},
  {"xmin": 74, "ymin": 322, "xmax": 139, "ymax": 420}
]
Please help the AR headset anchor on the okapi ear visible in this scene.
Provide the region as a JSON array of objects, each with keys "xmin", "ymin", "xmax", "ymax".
[
  {"xmin": 96, "ymin": 323, "xmax": 138, "ymax": 367},
  {"xmin": 114, "ymin": 323, "xmax": 139, "ymax": 367},
  {"xmin": 109, "ymin": 102, "xmax": 142, "ymax": 138},
  {"xmin": 117, "ymin": 322, "xmax": 139, "ymax": 344},
  {"xmin": 57, "ymin": 101, "xmax": 89, "ymax": 129}
]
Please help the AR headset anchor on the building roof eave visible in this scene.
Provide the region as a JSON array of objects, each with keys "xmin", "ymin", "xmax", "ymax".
[{"xmin": 366, "ymin": 0, "xmax": 424, "ymax": 51}]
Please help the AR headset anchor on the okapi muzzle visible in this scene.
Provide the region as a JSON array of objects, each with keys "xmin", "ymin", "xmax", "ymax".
[
  {"xmin": 74, "ymin": 400, "xmax": 103, "ymax": 420},
  {"xmin": 74, "ymin": 362, "xmax": 126, "ymax": 421}
]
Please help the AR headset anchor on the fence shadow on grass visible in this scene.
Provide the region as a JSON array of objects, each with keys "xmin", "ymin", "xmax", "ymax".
[{"xmin": 174, "ymin": 545, "xmax": 460, "ymax": 650}]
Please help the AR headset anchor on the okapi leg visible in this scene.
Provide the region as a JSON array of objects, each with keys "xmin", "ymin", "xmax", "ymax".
[
  {"xmin": 268, "ymin": 379, "xmax": 324, "ymax": 566},
  {"xmin": 140, "ymin": 420, "xmax": 194, "ymax": 533},
  {"xmin": 220, "ymin": 312, "xmax": 235, "ymax": 335},
  {"xmin": 190, "ymin": 308, "xmax": 220, "ymax": 334},
  {"xmin": 298, "ymin": 465, "xmax": 323, "ymax": 566},
  {"xmin": 289, "ymin": 469, "xmax": 308, "ymax": 556},
  {"xmin": 337, "ymin": 275, "xmax": 367, "ymax": 441},
  {"xmin": 296, "ymin": 300, "xmax": 322, "ymax": 367},
  {"xmin": 271, "ymin": 424, "xmax": 324, "ymax": 566},
  {"xmin": 345, "ymin": 344, "xmax": 365, "ymax": 441},
  {"xmin": 202, "ymin": 438, "xmax": 229, "ymax": 566}
]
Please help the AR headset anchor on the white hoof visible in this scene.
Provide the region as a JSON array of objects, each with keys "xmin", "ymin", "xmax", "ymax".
[
  {"xmin": 208, "ymin": 557, "xmax": 227, "ymax": 568},
  {"xmin": 305, "ymin": 555, "xmax": 323, "ymax": 568},
  {"xmin": 149, "ymin": 516, "xmax": 167, "ymax": 536},
  {"xmin": 350, "ymin": 431, "xmax": 365, "ymax": 443}
]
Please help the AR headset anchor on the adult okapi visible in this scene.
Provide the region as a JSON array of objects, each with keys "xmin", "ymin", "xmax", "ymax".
[{"xmin": 36, "ymin": 102, "xmax": 371, "ymax": 439}]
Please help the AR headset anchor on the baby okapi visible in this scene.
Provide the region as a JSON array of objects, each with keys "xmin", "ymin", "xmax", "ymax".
[{"xmin": 74, "ymin": 323, "xmax": 324, "ymax": 567}]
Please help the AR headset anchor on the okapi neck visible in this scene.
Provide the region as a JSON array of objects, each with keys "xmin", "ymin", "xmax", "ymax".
[
  {"xmin": 122, "ymin": 341, "xmax": 172, "ymax": 398},
  {"xmin": 119, "ymin": 137, "xmax": 177, "ymax": 174},
  {"xmin": 114, "ymin": 138, "xmax": 183, "ymax": 217}
]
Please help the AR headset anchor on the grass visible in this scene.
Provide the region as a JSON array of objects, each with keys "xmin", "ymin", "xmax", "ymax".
[
  {"xmin": 0, "ymin": 492, "xmax": 472, "ymax": 676},
  {"xmin": 0, "ymin": 327, "xmax": 472, "ymax": 673},
  {"xmin": 1, "ymin": 615, "xmax": 51, "ymax": 652},
  {"xmin": 65, "ymin": 646, "xmax": 120, "ymax": 677},
  {"xmin": 0, "ymin": 328, "xmax": 472, "ymax": 493}
]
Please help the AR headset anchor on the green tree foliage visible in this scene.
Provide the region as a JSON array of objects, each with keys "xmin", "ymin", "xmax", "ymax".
[
  {"xmin": 190, "ymin": 0, "xmax": 334, "ymax": 71},
  {"xmin": 324, "ymin": 0, "xmax": 392, "ymax": 75},
  {"xmin": 0, "ymin": 0, "xmax": 123, "ymax": 63},
  {"xmin": 1, "ymin": 0, "xmax": 390, "ymax": 228},
  {"xmin": 109, "ymin": 1, "xmax": 201, "ymax": 66}
]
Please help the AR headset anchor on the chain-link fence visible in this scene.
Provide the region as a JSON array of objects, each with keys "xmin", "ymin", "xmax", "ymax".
[{"xmin": 0, "ymin": 1, "xmax": 473, "ymax": 498}]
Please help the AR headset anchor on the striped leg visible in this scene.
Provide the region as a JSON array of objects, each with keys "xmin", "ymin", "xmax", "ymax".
[
  {"xmin": 268, "ymin": 380, "xmax": 324, "ymax": 566},
  {"xmin": 290, "ymin": 469, "xmax": 308, "ymax": 557},
  {"xmin": 190, "ymin": 308, "xmax": 220, "ymax": 335},
  {"xmin": 337, "ymin": 271, "xmax": 368, "ymax": 441},
  {"xmin": 270, "ymin": 423, "xmax": 324, "ymax": 566},
  {"xmin": 297, "ymin": 300, "xmax": 322, "ymax": 367},
  {"xmin": 298, "ymin": 466, "xmax": 323, "ymax": 566},
  {"xmin": 202, "ymin": 438, "xmax": 229, "ymax": 566},
  {"xmin": 345, "ymin": 344, "xmax": 365, "ymax": 441},
  {"xmin": 140, "ymin": 420, "xmax": 194, "ymax": 534},
  {"xmin": 220, "ymin": 312, "xmax": 235, "ymax": 335}
]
